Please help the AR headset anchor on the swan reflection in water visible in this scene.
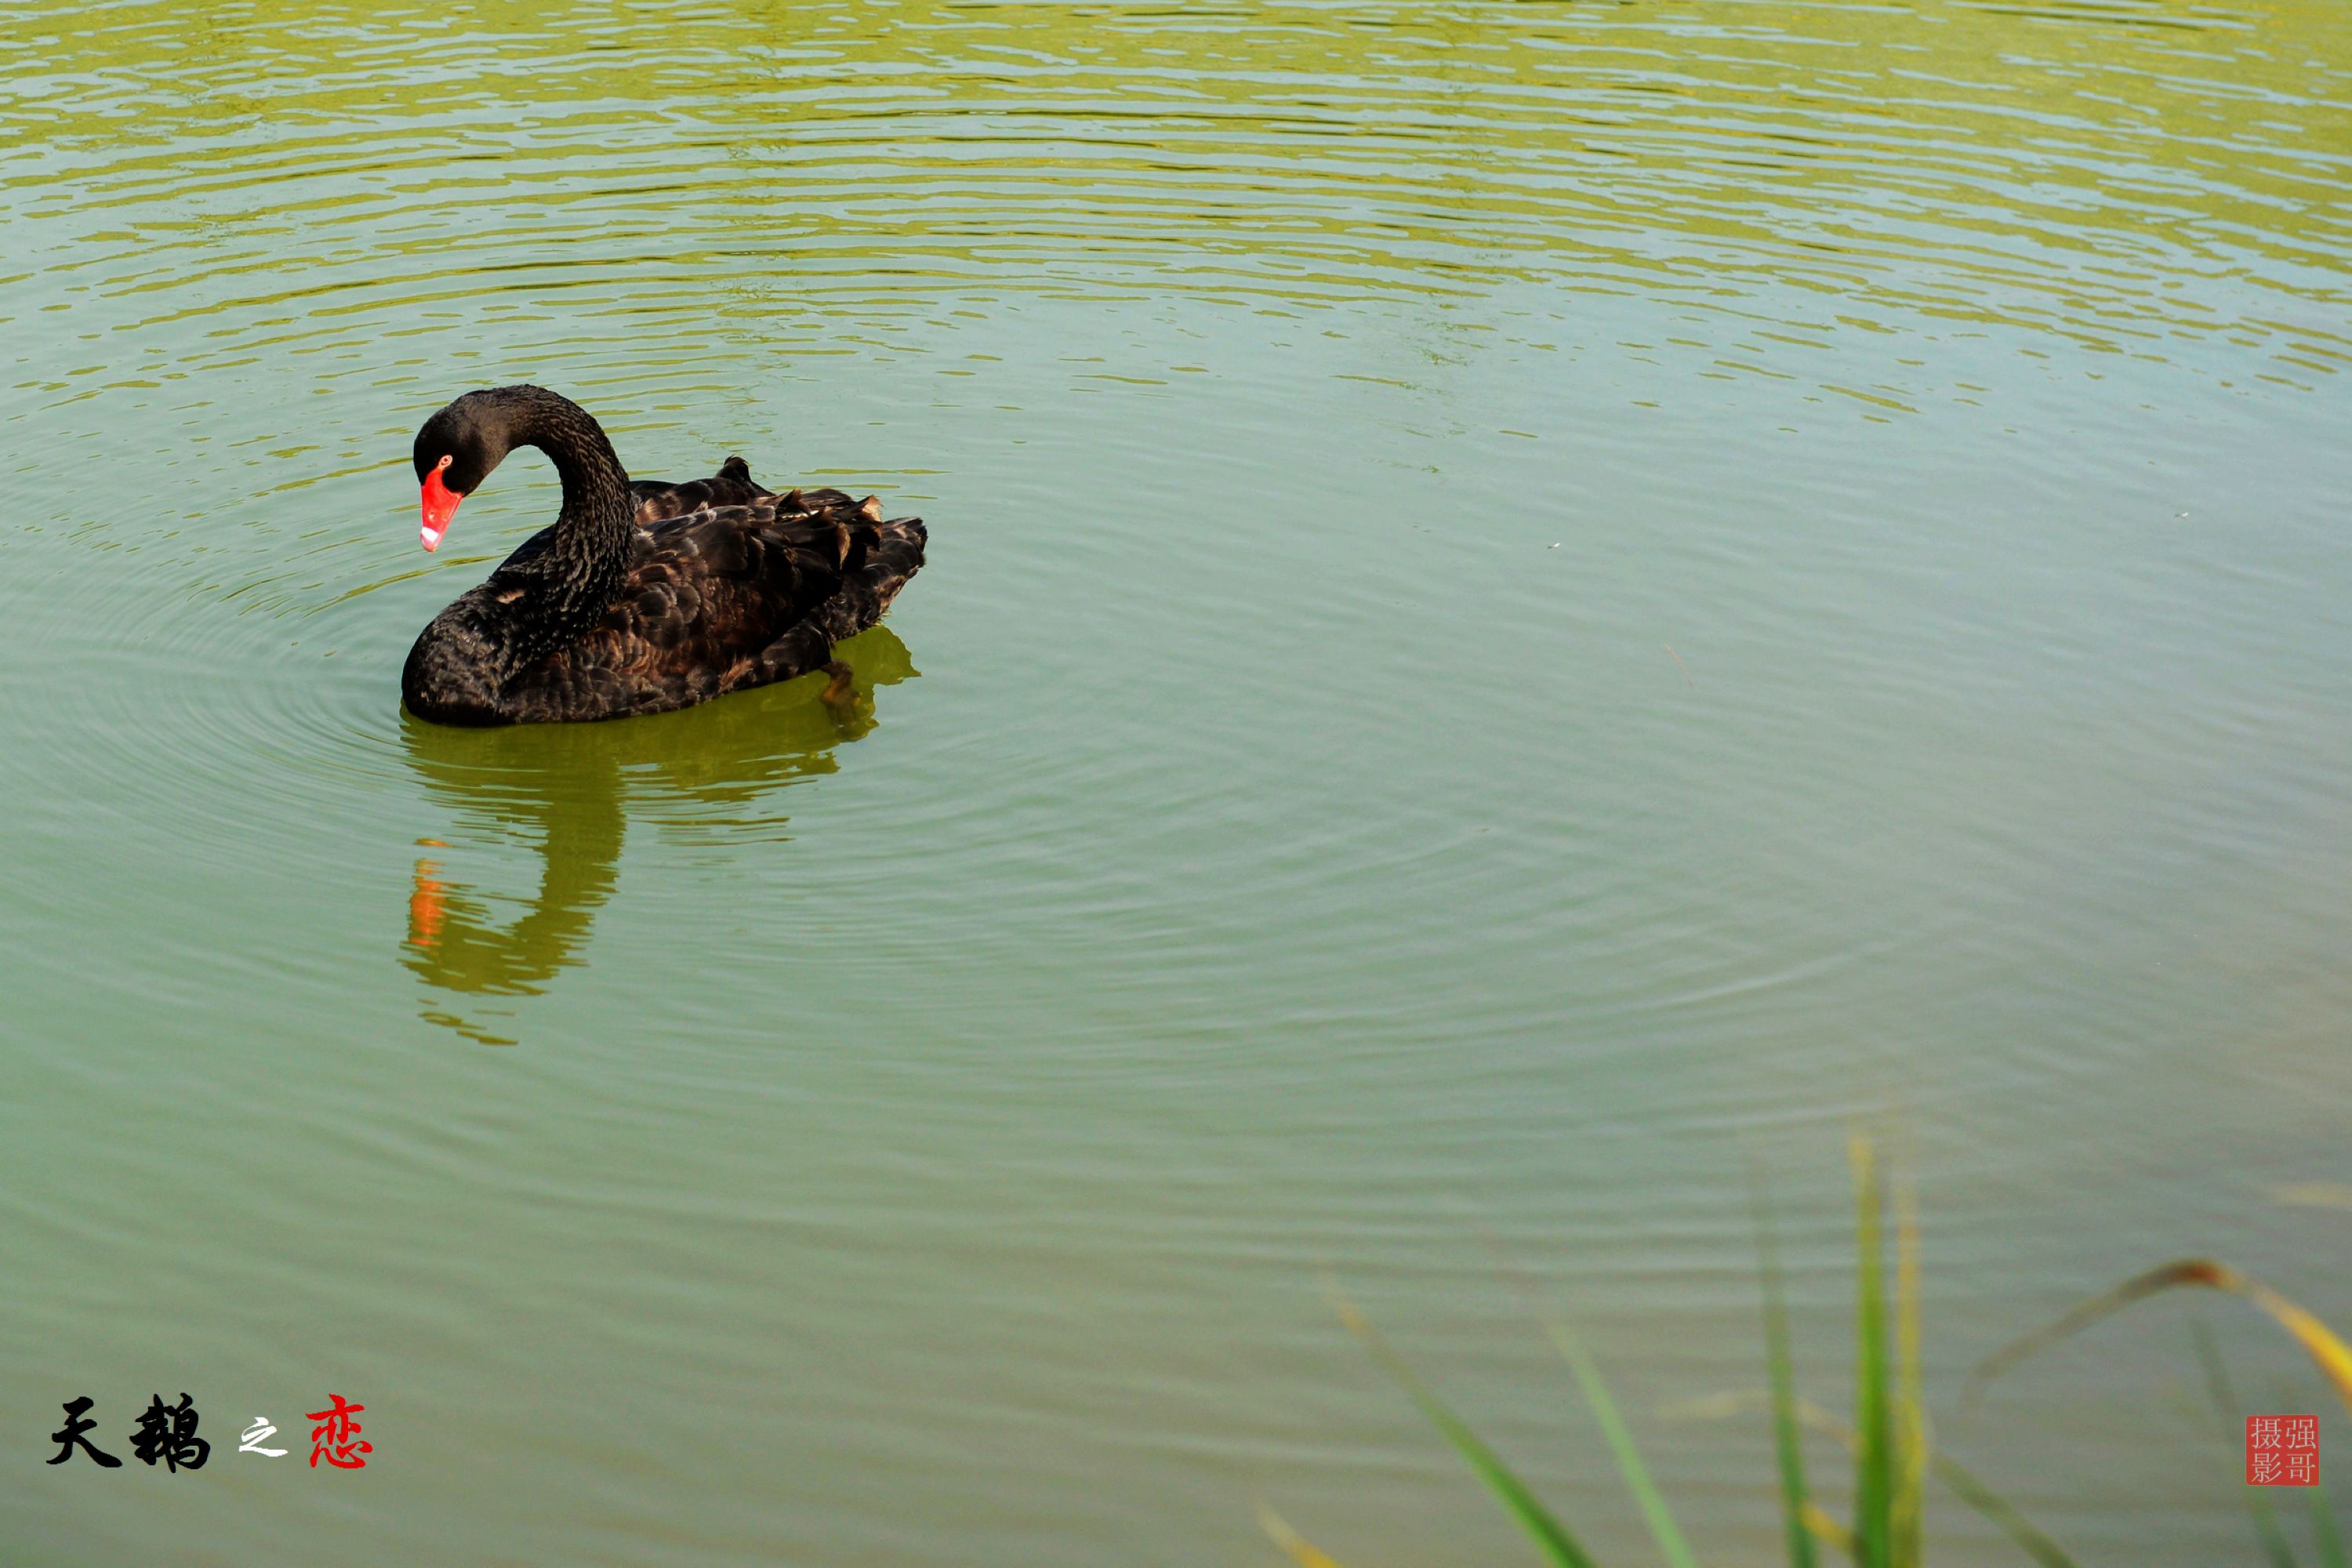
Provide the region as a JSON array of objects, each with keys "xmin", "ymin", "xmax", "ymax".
[{"xmin": 399, "ymin": 627, "xmax": 917, "ymax": 1041}]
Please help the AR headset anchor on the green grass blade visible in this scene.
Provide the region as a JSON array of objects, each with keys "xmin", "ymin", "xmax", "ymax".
[
  {"xmin": 2192, "ymin": 1320, "xmax": 2300, "ymax": 1568},
  {"xmin": 1386, "ymin": 1355, "xmax": 1598, "ymax": 1568},
  {"xmin": 1541, "ymin": 1311, "xmax": 1700, "ymax": 1568},
  {"xmin": 1254, "ymin": 1500, "xmax": 1352, "ymax": 1568},
  {"xmin": 1893, "ymin": 1174, "xmax": 1926, "ymax": 1568},
  {"xmin": 1802, "ymin": 1500, "xmax": 1857, "ymax": 1557},
  {"xmin": 1851, "ymin": 1136, "xmax": 1893, "ymax": 1568},
  {"xmin": 1328, "ymin": 1283, "xmax": 1602, "ymax": 1568},
  {"xmin": 1659, "ymin": 1390, "xmax": 2087, "ymax": 1568},
  {"xmin": 1926, "ymin": 1448, "xmax": 2085, "ymax": 1568},
  {"xmin": 1969, "ymin": 1260, "xmax": 2352, "ymax": 1417},
  {"xmin": 1753, "ymin": 1176, "xmax": 1820, "ymax": 1568},
  {"xmin": 2312, "ymin": 1486, "xmax": 2348, "ymax": 1568}
]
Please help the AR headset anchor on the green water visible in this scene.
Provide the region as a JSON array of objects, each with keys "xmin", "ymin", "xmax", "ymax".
[{"xmin": 5, "ymin": 0, "xmax": 2350, "ymax": 1561}]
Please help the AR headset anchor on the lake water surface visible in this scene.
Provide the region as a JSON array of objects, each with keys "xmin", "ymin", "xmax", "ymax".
[{"xmin": 4, "ymin": 0, "xmax": 2350, "ymax": 1562}]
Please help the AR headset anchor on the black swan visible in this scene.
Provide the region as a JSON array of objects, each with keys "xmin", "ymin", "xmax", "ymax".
[{"xmin": 401, "ymin": 384, "xmax": 925, "ymax": 726}]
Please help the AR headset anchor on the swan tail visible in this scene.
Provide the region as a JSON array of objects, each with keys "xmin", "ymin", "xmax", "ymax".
[
  {"xmin": 827, "ymin": 514, "xmax": 926, "ymax": 635},
  {"xmin": 739, "ymin": 514, "xmax": 926, "ymax": 692}
]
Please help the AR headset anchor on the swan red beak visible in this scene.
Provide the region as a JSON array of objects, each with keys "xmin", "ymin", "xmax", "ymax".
[{"xmin": 420, "ymin": 465, "xmax": 461, "ymax": 551}]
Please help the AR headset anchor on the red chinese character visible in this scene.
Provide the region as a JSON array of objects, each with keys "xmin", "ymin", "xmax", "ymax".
[
  {"xmin": 307, "ymin": 1395, "xmax": 372, "ymax": 1470},
  {"xmin": 2249, "ymin": 1416, "xmax": 2318, "ymax": 1486}
]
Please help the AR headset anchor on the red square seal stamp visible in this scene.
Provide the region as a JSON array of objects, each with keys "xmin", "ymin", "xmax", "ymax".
[{"xmin": 2247, "ymin": 1416, "xmax": 2319, "ymax": 1486}]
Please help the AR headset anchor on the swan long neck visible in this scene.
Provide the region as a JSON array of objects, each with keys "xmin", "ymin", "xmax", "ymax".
[{"xmin": 506, "ymin": 387, "xmax": 633, "ymax": 575}]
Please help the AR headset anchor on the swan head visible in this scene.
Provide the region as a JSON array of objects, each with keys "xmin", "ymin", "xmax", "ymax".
[{"xmin": 412, "ymin": 391, "xmax": 513, "ymax": 551}]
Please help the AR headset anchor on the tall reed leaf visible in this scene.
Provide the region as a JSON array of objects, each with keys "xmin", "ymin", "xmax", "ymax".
[
  {"xmin": 1893, "ymin": 1174, "xmax": 1926, "ymax": 1568},
  {"xmin": 1539, "ymin": 1311, "xmax": 1699, "ymax": 1568},
  {"xmin": 2190, "ymin": 1320, "xmax": 2300, "ymax": 1568},
  {"xmin": 1254, "ymin": 1500, "xmax": 1350, "ymax": 1568},
  {"xmin": 1923, "ymin": 1447, "xmax": 2085, "ymax": 1568},
  {"xmin": 1753, "ymin": 1177, "xmax": 1820, "ymax": 1568},
  {"xmin": 1802, "ymin": 1500, "xmax": 1856, "ymax": 1556},
  {"xmin": 1664, "ymin": 1390, "xmax": 2085, "ymax": 1568},
  {"xmin": 1969, "ymin": 1260, "xmax": 2352, "ymax": 1417},
  {"xmin": 1851, "ymin": 1136, "xmax": 1894, "ymax": 1568},
  {"xmin": 1327, "ymin": 1282, "xmax": 1602, "ymax": 1568},
  {"xmin": 2311, "ymin": 1487, "xmax": 2348, "ymax": 1568}
]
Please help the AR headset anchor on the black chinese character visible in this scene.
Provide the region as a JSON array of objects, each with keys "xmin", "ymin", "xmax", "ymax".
[
  {"xmin": 46, "ymin": 1396, "xmax": 123, "ymax": 1467},
  {"xmin": 129, "ymin": 1393, "xmax": 209, "ymax": 1472}
]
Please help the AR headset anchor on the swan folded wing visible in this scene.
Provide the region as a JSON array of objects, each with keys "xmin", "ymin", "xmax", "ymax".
[
  {"xmin": 627, "ymin": 463, "xmax": 775, "ymax": 528},
  {"xmin": 506, "ymin": 501, "xmax": 867, "ymax": 713},
  {"xmin": 623, "ymin": 467, "xmax": 864, "ymax": 530}
]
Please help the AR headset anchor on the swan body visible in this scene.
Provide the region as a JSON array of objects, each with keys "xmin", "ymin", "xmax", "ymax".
[{"xmin": 400, "ymin": 385, "xmax": 924, "ymax": 727}]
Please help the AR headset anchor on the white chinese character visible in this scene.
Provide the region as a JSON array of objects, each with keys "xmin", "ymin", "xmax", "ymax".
[{"xmin": 239, "ymin": 1417, "xmax": 288, "ymax": 1457}]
